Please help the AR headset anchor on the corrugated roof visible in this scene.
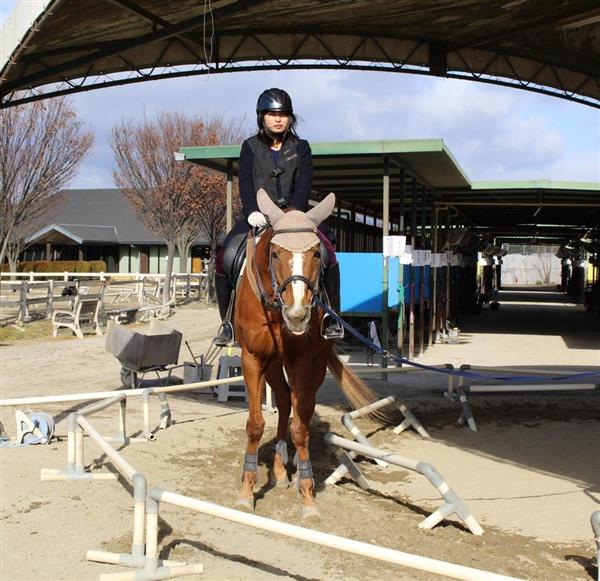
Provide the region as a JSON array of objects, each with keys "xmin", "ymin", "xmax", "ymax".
[
  {"xmin": 181, "ymin": 139, "xmax": 600, "ymax": 244},
  {"xmin": 1, "ymin": 1, "xmax": 599, "ymax": 107}
]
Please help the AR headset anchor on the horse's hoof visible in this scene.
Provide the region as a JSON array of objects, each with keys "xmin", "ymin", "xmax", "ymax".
[
  {"xmin": 235, "ymin": 496, "xmax": 254, "ymax": 511},
  {"xmin": 301, "ymin": 505, "xmax": 320, "ymax": 520}
]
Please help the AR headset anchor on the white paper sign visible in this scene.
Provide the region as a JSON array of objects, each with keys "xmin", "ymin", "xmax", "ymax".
[
  {"xmin": 400, "ymin": 244, "xmax": 413, "ymax": 265},
  {"xmin": 383, "ymin": 236, "xmax": 393, "ymax": 257},
  {"xmin": 391, "ymin": 235, "xmax": 406, "ymax": 258}
]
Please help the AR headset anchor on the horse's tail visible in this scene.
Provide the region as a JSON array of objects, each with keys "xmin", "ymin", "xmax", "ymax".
[{"xmin": 326, "ymin": 350, "xmax": 394, "ymax": 423}]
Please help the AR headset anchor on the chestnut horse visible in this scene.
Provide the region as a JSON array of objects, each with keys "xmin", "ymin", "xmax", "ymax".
[{"xmin": 234, "ymin": 190, "xmax": 380, "ymax": 518}]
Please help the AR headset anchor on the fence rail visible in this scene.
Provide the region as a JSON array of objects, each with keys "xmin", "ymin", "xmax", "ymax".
[{"xmin": 1, "ymin": 272, "xmax": 209, "ymax": 325}]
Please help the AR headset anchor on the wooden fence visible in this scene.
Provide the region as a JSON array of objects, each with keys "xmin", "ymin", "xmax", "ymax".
[{"xmin": 0, "ymin": 272, "xmax": 208, "ymax": 326}]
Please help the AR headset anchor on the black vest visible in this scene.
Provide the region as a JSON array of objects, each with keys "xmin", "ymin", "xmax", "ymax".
[{"xmin": 247, "ymin": 135, "xmax": 300, "ymax": 207}]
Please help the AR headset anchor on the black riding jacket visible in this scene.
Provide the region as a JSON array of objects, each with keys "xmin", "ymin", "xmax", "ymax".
[{"xmin": 238, "ymin": 134, "xmax": 313, "ymax": 219}]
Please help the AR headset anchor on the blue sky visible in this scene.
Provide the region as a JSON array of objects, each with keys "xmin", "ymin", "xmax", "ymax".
[{"xmin": 2, "ymin": 0, "xmax": 599, "ymax": 189}]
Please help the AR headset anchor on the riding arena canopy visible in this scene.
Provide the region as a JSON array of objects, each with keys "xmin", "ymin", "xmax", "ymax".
[
  {"xmin": 1, "ymin": 0, "xmax": 600, "ymax": 108},
  {"xmin": 179, "ymin": 139, "xmax": 600, "ymax": 246}
]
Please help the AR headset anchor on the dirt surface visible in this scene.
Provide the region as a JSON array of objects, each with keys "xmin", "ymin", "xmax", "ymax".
[{"xmin": 1, "ymin": 289, "xmax": 599, "ymax": 581}]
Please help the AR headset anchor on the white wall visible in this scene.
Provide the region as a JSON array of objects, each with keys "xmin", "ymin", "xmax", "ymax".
[{"xmin": 502, "ymin": 253, "xmax": 561, "ymax": 285}]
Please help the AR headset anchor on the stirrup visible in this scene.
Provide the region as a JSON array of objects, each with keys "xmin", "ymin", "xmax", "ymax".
[
  {"xmin": 213, "ymin": 322, "xmax": 234, "ymax": 346},
  {"xmin": 322, "ymin": 314, "xmax": 344, "ymax": 340}
]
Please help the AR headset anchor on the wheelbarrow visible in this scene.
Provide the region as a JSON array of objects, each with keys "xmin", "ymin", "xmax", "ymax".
[
  {"xmin": 105, "ymin": 321, "xmax": 184, "ymax": 436},
  {"xmin": 105, "ymin": 320, "xmax": 183, "ymax": 389}
]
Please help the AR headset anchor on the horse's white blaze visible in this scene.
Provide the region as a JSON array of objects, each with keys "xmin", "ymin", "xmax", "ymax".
[{"xmin": 291, "ymin": 252, "xmax": 305, "ymax": 308}]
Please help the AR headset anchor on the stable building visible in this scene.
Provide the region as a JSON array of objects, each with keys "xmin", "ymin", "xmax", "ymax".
[{"xmin": 26, "ymin": 189, "xmax": 210, "ymax": 273}]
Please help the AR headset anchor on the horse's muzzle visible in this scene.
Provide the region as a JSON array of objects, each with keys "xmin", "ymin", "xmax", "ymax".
[{"xmin": 282, "ymin": 304, "xmax": 312, "ymax": 335}]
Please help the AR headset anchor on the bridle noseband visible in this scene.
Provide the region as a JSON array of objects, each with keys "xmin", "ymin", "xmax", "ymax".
[{"xmin": 270, "ymin": 227, "xmax": 322, "ymax": 308}]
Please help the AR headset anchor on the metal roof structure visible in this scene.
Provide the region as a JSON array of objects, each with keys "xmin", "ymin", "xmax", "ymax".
[
  {"xmin": 181, "ymin": 139, "xmax": 600, "ymax": 245},
  {"xmin": 1, "ymin": 0, "xmax": 600, "ymax": 108}
]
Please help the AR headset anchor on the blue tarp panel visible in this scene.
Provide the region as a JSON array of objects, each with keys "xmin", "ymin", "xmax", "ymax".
[{"xmin": 338, "ymin": 253, "xmax": 431, "ymax": 314}]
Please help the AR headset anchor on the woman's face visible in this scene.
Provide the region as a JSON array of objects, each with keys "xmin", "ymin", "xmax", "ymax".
[{"xmin": 263, "ymin": 111, "xmax": 290, "ymax": 135}]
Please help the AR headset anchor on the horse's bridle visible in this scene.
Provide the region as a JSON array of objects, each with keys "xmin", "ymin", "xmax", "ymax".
[{"xmin": 252, "ymin": 226, "xmax": 322, "ymax": 310}]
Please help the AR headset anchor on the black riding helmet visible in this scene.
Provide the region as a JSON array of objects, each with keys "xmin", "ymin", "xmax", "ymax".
[
  {"xmin": 256, "ymin": 88, "xmax": 298, "ymax": 139},
  {"xmin": 256, "ymin": 88, "xmax": 293, "ymax": 114}
]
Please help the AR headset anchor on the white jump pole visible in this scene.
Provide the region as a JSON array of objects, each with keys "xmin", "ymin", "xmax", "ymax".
[
  {"xmin": 0, "ymin": 375, "xmax": 245, "ymax": 407},
  {"xmin": 149, "ymin": 488, "xmax": 520, "ymax": 581},
  {"xmin": 469, "ymin": 384, "xmax": 598, "ymax": 393}
]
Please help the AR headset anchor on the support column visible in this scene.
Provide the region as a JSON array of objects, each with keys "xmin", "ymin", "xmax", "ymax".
[
  {"xmin": 397, "ymin": 168, "xmax": 405, "ymax": 359},
  {"xmin": 381, "ymin": 156, "xmax": 390, "ymax": 372},
  {"xmin": 226, "ymin": 160, "xmax": 233, "ymax": 233}
]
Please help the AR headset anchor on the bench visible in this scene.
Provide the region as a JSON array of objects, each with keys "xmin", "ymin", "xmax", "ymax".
[{"xmin": 51, "ymin": 286, "xmax": 105, "ymax": 339}]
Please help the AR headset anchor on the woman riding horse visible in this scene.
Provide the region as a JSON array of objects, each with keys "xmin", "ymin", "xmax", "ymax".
[
  {"xmin": 235, "ymin": 189, "xmax": 380, "ymax": 517},
  {"xmin": 213, "ymin": 88, "xmax": 344, "ymax": 345}
]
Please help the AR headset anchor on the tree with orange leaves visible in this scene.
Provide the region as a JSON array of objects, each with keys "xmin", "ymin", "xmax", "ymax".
[{"xmin": 112, "ymin": 111, "xmax": 243, "ymax": 302}]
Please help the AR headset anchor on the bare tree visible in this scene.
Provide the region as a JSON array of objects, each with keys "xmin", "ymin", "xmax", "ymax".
[
  {"xmin": 112, "ymin": 111, "xmax": 243, "ymax": 302},
  {"xmin": 0, "ymin": 97, "xmax": 93, "ymax": 268},
  {"xmin": 4, "ymin": 193, "xmax": 65, "ymax": 271}
]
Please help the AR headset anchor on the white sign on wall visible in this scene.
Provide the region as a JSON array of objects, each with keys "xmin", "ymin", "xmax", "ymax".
[
  {"xmin": 383, "ymin": 235, "xmax": 407, "ymax": 258},
  {"xmin": 400, "ymin": 244, "xmax": 413, "ymax": 265}
]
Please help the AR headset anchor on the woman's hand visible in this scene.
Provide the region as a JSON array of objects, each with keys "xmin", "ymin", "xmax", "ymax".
[{"xmin": 248, "ymin": 212, "xmax": 268, "ymax": 228}]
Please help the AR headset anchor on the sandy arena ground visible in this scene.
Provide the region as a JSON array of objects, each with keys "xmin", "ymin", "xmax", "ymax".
[{"xmin": 1, "ymin": 288, "xmax": 599, "ymax": 580}]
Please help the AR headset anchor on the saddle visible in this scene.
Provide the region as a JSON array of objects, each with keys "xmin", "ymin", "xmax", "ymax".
[{"xmin": 222, "ymin": 230, "xmax": 249, "ymax": 287}]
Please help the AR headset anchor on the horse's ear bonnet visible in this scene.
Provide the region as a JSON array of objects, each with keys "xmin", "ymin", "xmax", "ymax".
[
  {"xmin": 306, "ymin": 193, "xmax": 335, "ymax": 226},
  {"xmin": 257, "ymin": 189, "xmax": 285, "ymax": 224},
  {"xmin": 257, "ymin": 190, "xmax": 337, "ymax": 252}
]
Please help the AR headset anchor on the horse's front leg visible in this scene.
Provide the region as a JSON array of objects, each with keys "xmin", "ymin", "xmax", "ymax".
[
  {"xmin": 238, "ymin": 352, "xmax": 266, "ymax": 510},
  {"xmin": 266, "ymin": 361, "xmax": 291, "ymax": 487},
  {"xmin": 290, "ymin": 387, "xmax": 319, "ymax": 519}
]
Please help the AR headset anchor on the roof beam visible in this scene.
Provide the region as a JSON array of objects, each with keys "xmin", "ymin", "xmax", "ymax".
[
  {"xmin": 1, "ymin": 0, "xmax": 270, "ymax": 93},
  {"xmin": 105, "ymin": 0, "xmax": 210, "ymax": 58}
]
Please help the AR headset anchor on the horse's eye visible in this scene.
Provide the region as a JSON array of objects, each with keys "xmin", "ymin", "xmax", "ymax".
[
  {"xmin": 272, "ymin": 252, "xmax": 279, "ymax": 261},
  {"xmin": 314, "ymin": 251, "xmax": 321, "ymax": 260}
]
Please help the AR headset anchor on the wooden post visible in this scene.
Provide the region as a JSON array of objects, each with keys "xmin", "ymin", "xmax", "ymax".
[
  {"xmin": 418, "ymin": 186, "xmax": 426, "ymax": 355},
  {"xmin": 408, "ymin": 274, "xmax": 415, "ymax": 360},
  {"xmin": 381, "ymin": 156, "xmax": 390, "ymax": 373},
  {"xmin": 430, "ymin": 203, "xmax": 439, "ymax": 346},
  {"xmin": 46, "ymin": 280, "xmax": 54, "ymax": 319},
  {"xmin": 226, "ymin": 160, "xmax": 233, "ymax": 233},
  {"xmin": 18, "ymin": 281, "xmax": 30, "ymax": 325},
  {"xmin": 397, "ymin": 167, "xmax": 405, "ymax": 360}
]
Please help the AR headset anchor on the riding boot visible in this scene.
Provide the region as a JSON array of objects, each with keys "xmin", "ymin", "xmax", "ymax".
[
  {"xmin": 213, "ymin": 273, "xmax": 234, "ymax": 346},
  {"xmin": 322, "ymin": 262, "xmax": 344, "ymax": 340}
]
